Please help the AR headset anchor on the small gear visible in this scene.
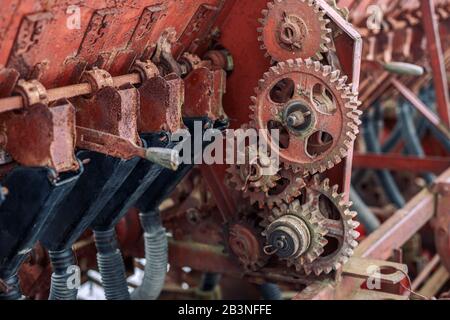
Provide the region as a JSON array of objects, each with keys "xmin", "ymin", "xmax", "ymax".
[
  {"xmin": 223, "ymin": 217, "xmax": 269, "ymax": 271},
  {"xmin": 258, "ymin": 0, "xmax": 332, "ymax": 62},
  {"xmin": 226, "ymin": 144, "xmax": 281, "ymax": 208},
  {"xmin": 302, "ymin": 175, "xmax": 360, "ymax": 275},
  {"xmin": 250, "ymin": 58, "xmax": 362, "ymax": 175},
  {"xmin": 260, "ymin": 200, "xmax": 328, "ymax": 273}
]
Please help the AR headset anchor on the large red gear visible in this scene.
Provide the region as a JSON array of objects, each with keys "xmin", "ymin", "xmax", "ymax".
[{"xmin": 250, "ymin": 58, "xmax": 361, "ymax": 175}]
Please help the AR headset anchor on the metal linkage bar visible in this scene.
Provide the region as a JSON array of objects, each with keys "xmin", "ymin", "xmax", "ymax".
[{"xmin": 391, "ymin": 78, "xmax": 450, "ymax": 141}]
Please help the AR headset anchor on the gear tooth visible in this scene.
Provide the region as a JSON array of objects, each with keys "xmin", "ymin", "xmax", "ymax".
[
  {"xmin": 313, "ymin": 60, "xmax": 321, "ymax": 72},
  {"xmin": 350, "ymin": 240, "xmax": 359, "ymax": 248},
  {"xmin": 269, "ymin": 66, "xmax": 279, "ymax": 75},
  {"xmin": 346, "ymin": 131, "xmax": 356, "ymax": 141},
  {"xmin": 286, "ymin": 59, "xmax": 295, "ymax": 67},
  {"xmin": 350, "ymin": 230, "xmax": 360, "ymax": 239},
  {"xmin": 344, "ymin": 248, "xmax": 354, "ymax": 257},
  {"xmin": 340, "ymin": 256, "xmax": 349, "ymax": 265},
  {"xmin": 258, "ymin": 79, "xmax": 265, "ymax": 89},
  {"xmin": 313, "ymin": 268, "xmax": 323, "ymax": 276},
  {"xmin": 333, "ymin": 262, "xmax": 342, "ymax": 270},
  {"xmin": 306, "ymin": 252, "xmax": 316, "ymax": 263},
  {"xmin": 323, "ymin": 65, "xmax": 332, "ymax": 75},
  {"xmin": 305, "ymin": 58, "xmax": 313, "ymax": 67},
  {"xmin": 347, "ymin": 210, "xmax": 358, "ymax": 219},
  {"xmin": 303, "ymin": 266, "xmax": 312, "ymax": 275},
  {"xmin": 272, "ymin": 206, "xmax": 281, "ymax": 217},
  {"xmin": 327, "ymin": 160, "xmax": 333, "ymax": 169},
  {"xmin": 330, "ymin": 70, "xmax": 341, "ymax": 82},
  {"xmin": 324, "ymin": 266, "xmax": 333, "ymax": 274},
  {"xmin": 322, "ymin": 178, "xmax": 330, "ymax": 190},
  {"xmin": 330, "ymin": 184, "xmax": 338, "ymax": 195}
]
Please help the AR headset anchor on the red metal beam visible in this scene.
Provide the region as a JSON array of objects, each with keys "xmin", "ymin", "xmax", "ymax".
[
  {"xmin": 353, "ymin": 153, "xmax": 450, "ymax": 174},
  {"xmin": 420, "ymin": 0, "xmax": 450, "ymax": 126}
]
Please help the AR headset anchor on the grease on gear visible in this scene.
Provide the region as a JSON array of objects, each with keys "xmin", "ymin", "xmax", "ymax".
[
  {"xmin": 258, "ymin": 0, "xmax": 332, "ymax": 62},
  {"xmin": 250, "ymin": 58, "xmax": 362, "ymax": 175}
]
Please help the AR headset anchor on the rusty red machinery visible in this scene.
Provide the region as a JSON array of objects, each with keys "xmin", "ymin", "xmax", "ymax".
[{"xmin": 0, "ymin": 0, "xmax": 449, "ymax": 301}]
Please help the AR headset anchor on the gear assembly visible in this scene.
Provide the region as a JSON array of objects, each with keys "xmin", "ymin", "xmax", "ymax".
[{"xmin": 0, "ymin": 0, "xmax": 449, "ymax": 301}]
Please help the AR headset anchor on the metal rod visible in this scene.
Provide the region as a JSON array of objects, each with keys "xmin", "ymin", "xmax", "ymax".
[
  {"xmin": 0, "ymin": 73, "xmax": 141, "ymax": 113},
  {"xmin": 411, "ymin": 255, "xmax": 441, "ymax": 291}
]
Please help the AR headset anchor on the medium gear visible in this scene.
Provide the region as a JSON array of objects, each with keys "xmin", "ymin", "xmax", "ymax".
[
  {"xmin": 250, "ymin": 58, "xmax": 362, "ymax": 175},
  {"xmin": 223, "ymin": 217, "xmax": 269, "ymax": 271},
  {"xmin": 227, "ymin": 162, "xmax": 305, "ymax": 209},
  {"xmin": 302, "ymin": 175, "xmax": 360, "ymax": 275},
  {"xmin": 265, "ymin": 168, "xmax": 306, "ymax": 208},
  {"xmin": 259, "ymin": 176, "xmax": 360, "ymax": 275},
  {"xmin": 258, "ymin": 0, "xmax": 332, "ymax": 62},
  {"xmin": 260, "ymin": 200, "xmax": 328, "ymax": 273}
]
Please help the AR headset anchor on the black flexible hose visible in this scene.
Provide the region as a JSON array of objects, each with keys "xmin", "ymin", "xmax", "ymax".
[
  {"xmin": 350, "ymin": 186, "xmax": 380, "ymax": 233},
  {"xmin": 200, "ymin": 273, "xmax": 221, "ymax": 292},
  {"xmin": 398, "ymin": 101, "xmax": 435, "ymax": 184},
  {"xmin": 363, "ymin": 114, "xmax": 405, "ymax": 208},
  {"xmin": 131, "ymin": 210, "xmax": 168, "ymax": 300},
  {"xmin": 0, "ymin": 275, "xmax": 21, "ymax": 300},
  {"xmin": 260, "ymin": 283, "xmax": 282, "ymax": 300},
  {"xmin": 93, "ymin": 228, "xmax": 130, "ymax": 300},
  {"xmin": 48, "ymin": 249, "xmax": 78, "ymax": 300}
]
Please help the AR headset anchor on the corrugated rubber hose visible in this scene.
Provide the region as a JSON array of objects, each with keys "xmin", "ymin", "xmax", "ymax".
[
  {"xmin": 260, "ymin": 282, "xmax": 282, "ymax": 300},
  {"xmin": 93, "ymin": 228, "xmax": 130, "ymax": 300},
  {"xmin": 48, "ymin": 248, "xmax": 78, "ymax": 300},
  {"xmin": 0, "ymin": 275, "xmax": 22, "ymax": 300},
  {"xmin": 131, "ymin": 210, "xmax": 168, "ymax": 300}
]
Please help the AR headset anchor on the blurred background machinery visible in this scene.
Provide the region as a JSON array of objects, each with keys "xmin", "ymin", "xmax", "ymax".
[{"xmin": 0, "ymin": 0, "xmax": 449, "ymax": 300}]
